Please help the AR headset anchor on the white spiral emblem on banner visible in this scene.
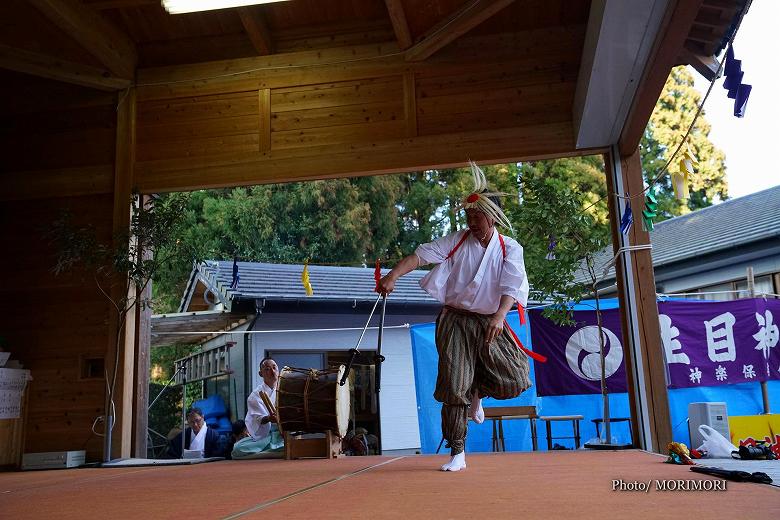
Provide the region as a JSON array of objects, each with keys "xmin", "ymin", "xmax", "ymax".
[{"xmin": 565, "ymin": 326, "xmax": 623, "ymax": 381}]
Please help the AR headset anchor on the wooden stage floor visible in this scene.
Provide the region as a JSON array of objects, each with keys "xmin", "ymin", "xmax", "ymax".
[{"xmin": 1, "ymin": 450, "xmax": 778, "ymax": 519}]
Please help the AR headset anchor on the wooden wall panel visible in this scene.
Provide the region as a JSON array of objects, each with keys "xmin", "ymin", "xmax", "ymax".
[
  {"xmin": 416, "ymin": 53, "xmax": 579, "ymax": 135},
  {"xmin": 136, "ymin": 91, "xmax": 260, "ymax": 161},
  {"xmin": 0, "ymin": 194, "xmax": 114, "ymax": 461},
  {"xmin": 270, "ymin": 76, "xmax": 405, "ymax": 149},
  {"xmin": 0, "ymin": 73, "xmax": 118, "ymax": 460},
  {"xmin": 130, "ymin": 26, "xmax": 586, "ymax": 192},
  {"xmin": 0, "ymin": 104, "xmax": 116, "ymax": 171}
]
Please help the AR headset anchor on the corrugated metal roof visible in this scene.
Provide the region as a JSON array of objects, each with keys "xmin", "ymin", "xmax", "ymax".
[
  {"xmin": 580, "ymin": 184, "xmax": 780, "ymax": 284},
  {"xmin": 198, "ymin": 260, "xmax": 439, "ymax": 305}
]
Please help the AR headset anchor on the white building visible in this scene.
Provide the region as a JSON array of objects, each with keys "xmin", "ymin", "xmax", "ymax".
[{"xmin": 154, "ymin": 260, "xmax": 441, "ymax": 454}]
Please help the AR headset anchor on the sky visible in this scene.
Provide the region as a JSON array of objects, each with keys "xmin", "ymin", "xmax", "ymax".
[{"xmin": 690, "ymin": 0, "xmax": 780, "ymax": 199}]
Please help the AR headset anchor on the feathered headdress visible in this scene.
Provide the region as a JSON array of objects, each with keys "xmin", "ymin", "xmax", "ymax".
[{"xmin": 461, "ymin": 161, "xmax": 513, "ymax": 232}]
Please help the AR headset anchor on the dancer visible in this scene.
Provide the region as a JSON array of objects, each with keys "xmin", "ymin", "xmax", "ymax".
[{"xmin": 377, "ymin": 162, "xmax": 532, "ymax": 471}]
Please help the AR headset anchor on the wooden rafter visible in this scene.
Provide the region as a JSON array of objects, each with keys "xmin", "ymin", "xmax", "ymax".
[
  {"xmin": 28, "ymin": 0, "xmax": 137, "ymax": 80},
  {"xmin": 238, "ymin": 7, "xmax": 274, "ymax": 56},
  {"xmin": 87, "ymin": 0, "xmax": 158, "ymax": 8},
  {"xmin": 694, "ymin": 9, "xmax": 730, "ymax": 27},
  {"xmin": 680, "ymin": 43, "xmax": 721, "ymax": 81},
  {"xmin": 0, "ymin": 43, "xmax": 131, "ymax": 91},
  {"xmin": 384, "ymin": 0, "xmax": 413, "ymax": 50},
  {"xmin": 405, "ymin": 0, "xmax": 517, "ymax": 62},
  {"xmin": 619, "ymin": 0, "xmax": 704, "ymax": 156}
]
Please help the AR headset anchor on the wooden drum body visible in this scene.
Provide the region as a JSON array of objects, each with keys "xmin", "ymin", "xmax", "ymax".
[{"xmin": 276, "ymin": 365, "xmax": 350, "ymax": 437}]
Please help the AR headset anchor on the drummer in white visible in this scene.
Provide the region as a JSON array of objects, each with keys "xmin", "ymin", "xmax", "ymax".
[{"xmin": 245, "ymin": 358, "xmax": 280, "ymax": 440}]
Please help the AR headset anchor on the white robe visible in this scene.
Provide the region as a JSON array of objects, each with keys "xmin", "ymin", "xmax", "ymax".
[
  {"xmin": 188, "ymin": 423, "xmax": 207, "ymax": 453},
  {"xmin": 245, "ymin": 382, "xmax": 277, "ymax": 440},
  {"xmin": 415, "ymin": 229, "xmax": 529, "ymax": 314}
]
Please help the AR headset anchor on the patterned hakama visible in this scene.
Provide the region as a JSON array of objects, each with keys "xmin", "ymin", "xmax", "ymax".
[{"xmin": 435, "ymin": 306, "xmax": 531, "ymax": 455}]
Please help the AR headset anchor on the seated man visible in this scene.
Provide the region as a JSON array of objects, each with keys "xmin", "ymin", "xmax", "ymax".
[
  {"xmin": 242, "ymin": 358, "xmax": 285, "ymax": 457},
  {"xmin": 230, "ymin": 420, "xmax": 284, "ymax": 460},
  {"xmin": 167, "ymin": 407, "xmax": 225, "ymax": 459}
]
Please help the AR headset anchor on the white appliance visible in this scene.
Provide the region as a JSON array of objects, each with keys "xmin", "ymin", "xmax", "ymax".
[
  {"xmin": 22, "ymin": 450, "xmax": 85, "ymax": 470},
  {"xmin": 688, "ymin": 402, "xmax": 730, "ymax": 449}
]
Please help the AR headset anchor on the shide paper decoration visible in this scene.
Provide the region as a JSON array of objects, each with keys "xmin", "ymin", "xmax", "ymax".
[
  {"xmin": 723, "ymin": 44, "xmax": 752, "ymax": 118},
  {"xmin": 619, "ymin": 203, "xmax": 633, "ymax": 235},
  {"xmin": 642, "ymin": 190, "xmax": 658, "ymax": 232}
]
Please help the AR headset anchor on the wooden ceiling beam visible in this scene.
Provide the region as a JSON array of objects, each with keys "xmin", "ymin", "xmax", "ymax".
[
  {"xmin": 237, "ymin": 7, "xmax": 274, "ymax": 55},
  {"xmin": 86, "ymin": 0, "xmax": 158, "ymax": 9},
  {"xmin": 0, "ymin": 43, "xmax": 131, "ymax": 91},
  {"xmin": 384, "ymin": 0, "xmax": 413, "ymax": 50},
  {"xmin": 618, "ymin": 0, "xmax": 703, "ymax": 156},
  {"xmin": 134, "ymin": 123, "xmax": 596, "ymax": 193},
  {"xmin": 679, "ymin": 42, "xmax": 721, "ymax": 81},
  {"xmin": 405, "ymin": 0, "xmax": 517, "ymax": 62},
  {"xmin": 694, "ymin": 9, "xmax": 729, "ymax": 27},
  {"xmin": 28, "ymin": 0, "xmax": 137, "ymax": 79},
  {"xmin": 700, "ymin": 0, "xmax": 739, "ymax": 9}
]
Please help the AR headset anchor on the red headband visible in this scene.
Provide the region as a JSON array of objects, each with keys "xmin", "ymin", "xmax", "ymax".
[{"xmin": 465, "ymin": 193, "xmax": 480, "ymax": 203}]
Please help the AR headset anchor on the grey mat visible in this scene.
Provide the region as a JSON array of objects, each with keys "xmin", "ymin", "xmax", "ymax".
[
  {"xmin": 97, "ymin": 457, "xmax": 224, "ymax": 468},
  {"xmin": 693, "ymin": 458, "xmax": 780, "ymax": 487}
]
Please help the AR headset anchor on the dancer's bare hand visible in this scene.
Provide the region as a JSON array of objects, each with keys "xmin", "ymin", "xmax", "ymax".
[
  {"xmin": 377, "ymin": 275, "xmax": 395, "ymax": 295},
  {"xmin": 484, "ymin": 315, "xmax": 504, "ymax": 348}
]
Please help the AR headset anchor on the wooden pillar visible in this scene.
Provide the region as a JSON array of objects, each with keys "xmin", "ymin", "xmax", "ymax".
[
  {"xmin": 105, "ymin": 87, "xmax": 137, "ymax": 460},
  {"xmin": 604, "ymin": 146, "xmax": 672, "ymax": 453},
  {"xmin": 132, "ymin": 210, "xmax": 152, "ymax": 457}
]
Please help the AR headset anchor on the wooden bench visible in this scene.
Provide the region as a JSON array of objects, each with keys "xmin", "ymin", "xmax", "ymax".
[{"xmin": 485, "ymin": 406, "xmax": 538, "ymax": 452}]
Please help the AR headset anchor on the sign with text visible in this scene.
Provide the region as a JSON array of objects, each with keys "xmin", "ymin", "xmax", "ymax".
[
  {"xmin": 529, "ymin": 299, "xmax": 780, "ymax": 396},
  {"xmin": 0, "ymin": 368, "xmax": 30, "ymax": 419}
]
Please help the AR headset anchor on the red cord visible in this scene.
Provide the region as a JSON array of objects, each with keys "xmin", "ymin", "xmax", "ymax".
[
  {"xmin": 374, "ymin": 258, "xmax": 381, "ymax": 293},
  {"xmin": 504, "ymin": 318, "xmax": 546, "ymax": 363}
]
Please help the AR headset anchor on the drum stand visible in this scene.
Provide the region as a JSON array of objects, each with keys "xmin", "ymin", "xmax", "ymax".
[
  {"xmin": 284, "ymin": 430, "xmax": 342, "ymax": 460},
  {"xmin": 340, "ymin": 292, "xmax": 387, "ymax": 453}
]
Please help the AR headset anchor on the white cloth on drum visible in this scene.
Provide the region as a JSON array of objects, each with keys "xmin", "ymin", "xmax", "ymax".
[{"xmin": 245, "ymin": 382, "xmax": 276, "ymax": 440}]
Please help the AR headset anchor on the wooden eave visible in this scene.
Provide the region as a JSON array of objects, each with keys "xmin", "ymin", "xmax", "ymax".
[
  {"xmin": 150, "ymin": 310, "xmax": 252, "ymax": 347},
  {"xmin": 0, "ymin": 0, "xmax": 747, "ymax": 198}
]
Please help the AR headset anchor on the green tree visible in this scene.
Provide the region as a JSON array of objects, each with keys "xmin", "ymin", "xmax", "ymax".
[
  {"xmin": 641, "ymin": 66, "xmax": 728, "ymax": 219},
  {"xmin": 395, "ymin": 163, "xmax": 521, "ymax": 254},
  {"xmin": 517, "ymin": 155, "xmax": 609, "ymax": 244},
  {"xmin": 511, "ymin": 174, "xmax": 608, "ymax": 323},
  {"xmin": 153, "ymin": 177, "xmax": 406, "ymax": 314}
]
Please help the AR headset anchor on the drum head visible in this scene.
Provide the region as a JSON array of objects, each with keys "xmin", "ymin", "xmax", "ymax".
[{"xmin": 335, "ymin": 365, "xmax": 350, "ymax": 437}]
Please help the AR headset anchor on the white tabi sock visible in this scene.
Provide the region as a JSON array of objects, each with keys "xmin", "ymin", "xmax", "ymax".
[
  {"xmin": 440, "ymin": 451, "xmax": 466, "ymax": 472},
  {"xmin": 470, "ymin": 393, "xmax": 484, "ymax": 424}
]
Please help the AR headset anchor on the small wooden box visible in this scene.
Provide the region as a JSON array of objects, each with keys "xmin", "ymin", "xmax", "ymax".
[{"xmin": 284, "ymin": 430, "xmax": 342, "ymax": 460}]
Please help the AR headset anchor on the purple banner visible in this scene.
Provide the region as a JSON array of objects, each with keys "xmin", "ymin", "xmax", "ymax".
[
  {"xmin": 765, "ymin": 299, "xmax": 780, "ymax": 381},
  {"xmin": 529, "ymin": 307, "xmax": 628, "ymax": 396},
  {"xmin": 529, "ymin": 298, "xmax": 780, "ymax": 396},
  {"xmin": 658, "ymin": 299, "xmax": 775, "ymax": 388}
]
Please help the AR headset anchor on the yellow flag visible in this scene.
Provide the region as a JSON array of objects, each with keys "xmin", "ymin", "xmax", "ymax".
[
  {"xmin": 672, "ymin": 137, "xmax": 697, "ymax": 200},
  {"xmin": 301, "ymin": 260, "xmax": 314, "ymax": 296}
]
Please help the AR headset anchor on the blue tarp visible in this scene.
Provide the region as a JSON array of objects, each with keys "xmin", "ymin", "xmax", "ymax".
[{"xmin": 410, "ymin": 299, "xmax": 780, "ymax": 454}]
